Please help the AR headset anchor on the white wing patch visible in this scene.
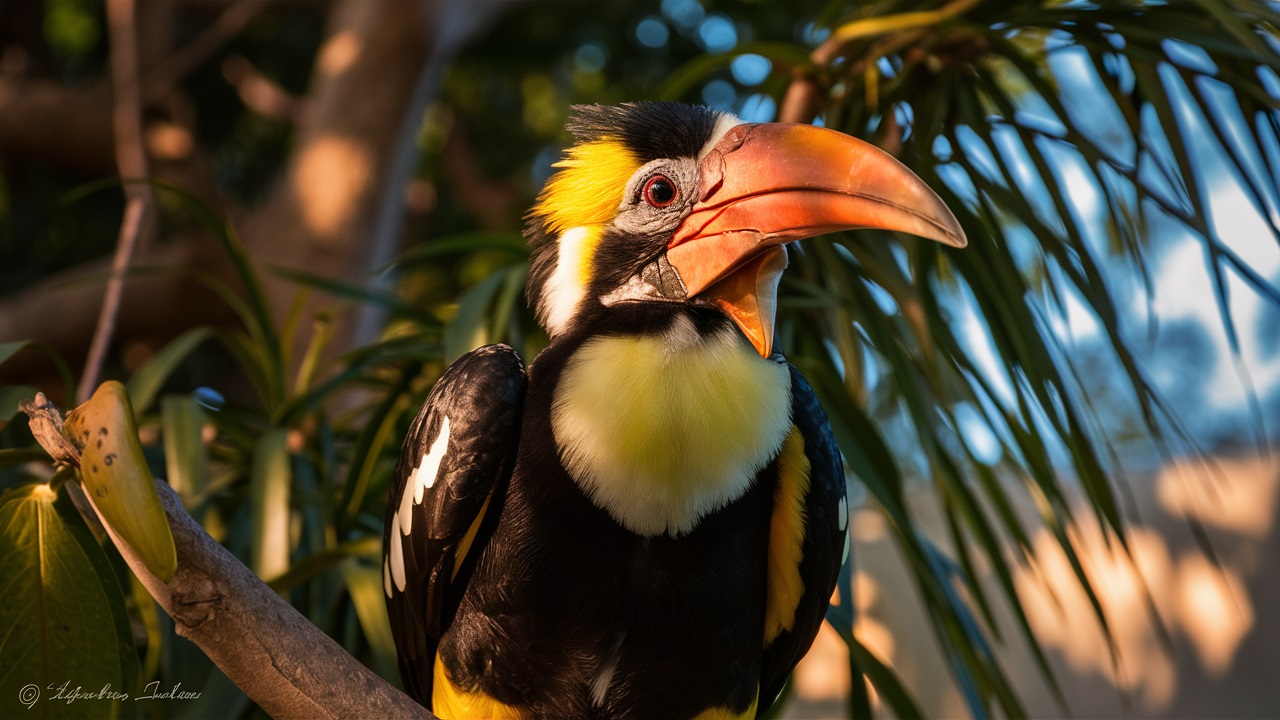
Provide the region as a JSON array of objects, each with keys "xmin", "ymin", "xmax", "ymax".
[
  {"xmin": 387, "ymin": 416, "xmax": 453, "ymax": 595},
  {"xmin": 397, "ymin": 416, "xmax": 452, "ymax": 537},
  {"xmin": 389, "ymin": 517, "xmax": 407, "ymax": 592}
]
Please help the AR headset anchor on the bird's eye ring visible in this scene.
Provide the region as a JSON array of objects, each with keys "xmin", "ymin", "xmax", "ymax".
[{"xmin": 643, "ymin": 175, "xmax": 678, "ymax": 208}]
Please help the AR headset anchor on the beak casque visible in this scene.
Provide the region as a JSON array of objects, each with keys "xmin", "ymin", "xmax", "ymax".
[{"xmin": 666, "ymin": 122, "xmax": 967, "ymax": 357}]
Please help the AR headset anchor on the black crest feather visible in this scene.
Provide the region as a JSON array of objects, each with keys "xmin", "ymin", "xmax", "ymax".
[{"xmin": 565, "ymin": 102, "xmax": 721, "ymax": 163}]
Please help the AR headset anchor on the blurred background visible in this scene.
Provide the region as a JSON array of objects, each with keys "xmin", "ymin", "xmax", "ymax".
[{"xmin": 2, "ymin": 0, "xmax": 1279, "ymax": 717}]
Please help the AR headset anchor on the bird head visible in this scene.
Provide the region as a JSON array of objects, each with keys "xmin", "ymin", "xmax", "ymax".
[{"xmin": 525, "ymin": 102, "xmax": 966, "ymax": 356}]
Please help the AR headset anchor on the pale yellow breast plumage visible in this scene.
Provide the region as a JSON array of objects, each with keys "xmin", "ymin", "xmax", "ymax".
[{"xmin": 551, "ymin": 317, "xmax": 792, "ymax": 536}]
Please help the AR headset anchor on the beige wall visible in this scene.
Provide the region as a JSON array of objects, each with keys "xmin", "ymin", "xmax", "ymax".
[{"xmin": 782, "ymin": 454, "xmax": 1280, "ymax": 718}]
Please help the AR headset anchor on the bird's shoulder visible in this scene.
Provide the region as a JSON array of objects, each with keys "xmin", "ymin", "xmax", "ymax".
[{"xmin": 383, "ymin": 343, "xmax": 527, "ymax": 702}]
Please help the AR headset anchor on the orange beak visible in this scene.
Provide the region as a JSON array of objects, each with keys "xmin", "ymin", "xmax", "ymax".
[{"xmin": 667, "ymin": 122, "xmax": 966, "ymax": 357}]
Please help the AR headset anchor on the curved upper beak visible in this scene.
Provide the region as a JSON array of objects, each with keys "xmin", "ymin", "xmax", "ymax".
[{"xmin": 666, "ymin": 122, "xmax": 966, "ymax": 357}]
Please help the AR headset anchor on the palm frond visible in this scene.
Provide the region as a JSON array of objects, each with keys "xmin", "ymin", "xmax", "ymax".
[{"xmin": 746, "ymin": 0, "xmax": 1280, "ymax": 714}]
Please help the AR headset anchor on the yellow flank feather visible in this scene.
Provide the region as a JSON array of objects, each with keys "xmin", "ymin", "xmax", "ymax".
[
  {"xmin": 692, "ymin": 693, "xmax": 759, "ymax": 720},
  {"xmin": 433, "ymin": 655, "xmax": 523, "ymax": 719},
  {"xmin": 533, "ymin": 139, "xmax": 641, "ymax": 236},
  {"xmin": 764, "ymin": 427, "xmax": 810, "ymax": 645},
  {"xmin": 451, "ymin": 490, "xmax": 493, "ymax": 581},
  {"xmin": 552, "ymin": 321, "xmax": 792, "ymax": 536}
]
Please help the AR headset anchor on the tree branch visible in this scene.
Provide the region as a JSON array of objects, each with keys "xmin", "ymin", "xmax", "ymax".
[
  {"xmin": 100, "ymin": 479, "xmax": 433, "ymax": 719},
  {"xmin": 78, "ymin": 0, "xmax": 157, "ymax": 403},
  {"xmin": 19, "ymin": 395, "xmax": 435, "ymax": 719}
]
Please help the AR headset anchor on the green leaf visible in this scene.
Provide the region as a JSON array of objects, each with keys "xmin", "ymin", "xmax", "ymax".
[
  {"xmin": 160, "ymin": 395, "xmax": 209, "ymax": 504},
  {"xmin": 271, "ymin": 266, "xmax": 439, "ymax": 326},
  {"xmin": 0, "ymin": 483, "xmax": 138, "ymax": 719},
  {"xmin": 63, "ymin": 382, "xmax": 177, "ymax": 582},
  {"xmin": 0, "ymin": 343, "xmax": 75, "ymax": 400},
  {"xmin": 656, "ymin": 42, "xmax": 812, "ymax": 100},
  {"xmin": 342, "ymin": 560, "xmax": 399, "ymax": 682},
  {"xmin": 844, "ymin": 630, "xmax": 923, "ymax": 720},
  {"xmin": 0, "ymin": 340, "xmax": 28, "ymax": 367},
  {"xmin": 389, "ymin": 232, "xmax": 529, "ymax": 269},
  {"xmin": 266, "ymin": 536, "xmax": 380, "ymax": 592},
  {"xmin": 445, "ymin": 268, "xmax": 513, "ymax": 361},
  {"xmin": 250, "ymin": 428, "xmax": 292, "ymax": 580},
  {"xmin": 0, "ymin": 385, "xmax": 39, "ymax": 421},
  {"xmin": 127, "ymin": 328, "xmax": 213, "ymax": 416}
]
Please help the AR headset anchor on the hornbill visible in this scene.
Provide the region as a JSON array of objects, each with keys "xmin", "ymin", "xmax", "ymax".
[{"xmin": 384, "ymin": 102, "xmax": 965, "ymax": 719}]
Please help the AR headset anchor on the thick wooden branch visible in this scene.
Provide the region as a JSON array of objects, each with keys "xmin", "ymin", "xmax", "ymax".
[
  {"xmin": 99, "ymin": 479, "xmax": 434, "ymax": 719},
  {"xmin": 20, "ymin": 396, "xmax": 434, "ymax": 718}
]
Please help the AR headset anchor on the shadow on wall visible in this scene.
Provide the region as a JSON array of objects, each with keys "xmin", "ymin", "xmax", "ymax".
[{"xmin": 781, "ymin": 453, "xmax": 1280, "ymax": 719}]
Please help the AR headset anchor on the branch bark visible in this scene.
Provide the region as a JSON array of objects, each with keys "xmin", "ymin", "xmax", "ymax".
[
  {"xmin": 19, "ymin": 396, "xmax": 435, "ymax": 718},
  {"xmin": 101, "ymin": 479, "xmax": 433, "ymax": 719}
]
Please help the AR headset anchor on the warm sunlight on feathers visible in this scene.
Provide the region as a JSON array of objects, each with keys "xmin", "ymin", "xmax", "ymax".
[
  {"xmin": 764, "ymin": 427, "xmax": 810, "ymax": 644},
  {"xmin": 532, "ymin": 139, "xmax": 640, "ymax": 236},
  {"xmin": 551, "ymin": 321, "xmax": 791, "ymax": 536}
]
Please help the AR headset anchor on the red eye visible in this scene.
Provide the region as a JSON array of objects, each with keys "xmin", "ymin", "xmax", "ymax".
[{"xmin": 643, "ymin": 175, "xmax": 678, "ymax": 208}]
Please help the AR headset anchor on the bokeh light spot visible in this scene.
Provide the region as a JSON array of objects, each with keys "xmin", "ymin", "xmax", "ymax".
[{"xmin": 635, "ymin": 17, "xmax": 670, "ymax": 49}]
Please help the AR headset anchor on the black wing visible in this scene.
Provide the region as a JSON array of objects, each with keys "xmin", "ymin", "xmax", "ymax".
[
  {"xmin": 383, "ymin": 344, "xmax": 526, "ymax": 703},
  {"xmin": 759, "ymin": 364, "xmax": 847, "ymax": 712}
]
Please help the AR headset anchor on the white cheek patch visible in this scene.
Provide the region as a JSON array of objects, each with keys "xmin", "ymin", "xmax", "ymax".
[
  {"xmin": 397, "ymin": 416, "xmax": 452, "ymax": 537},
  {"xmin": 540, "ymin": 226, "xmax": 594, "ymax": 336}
]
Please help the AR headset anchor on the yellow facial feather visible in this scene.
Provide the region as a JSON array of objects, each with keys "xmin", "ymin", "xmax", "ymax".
[{"xmin": 533, "ymin": 139, "xmax": 640, "ymax": 236}]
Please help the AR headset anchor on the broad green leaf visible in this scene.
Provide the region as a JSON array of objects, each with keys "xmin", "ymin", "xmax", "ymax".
[
  {"xmin": 63, "ymin": 382, "xmax": 177, "ymax": 582},
  {"xmin": 445, "ymin": 268, "xmax": 513, "ymax": 361},
  {"xmin": 266, "ymin": 536, "xmax": 380, "ymax": 592},
  {"xmin": 0, "ymin": 385, "xmax": 39, "ymax": 421},
  {"xmin": 160, "ymin": 395, "xmax": 208, "ymax": 504},
  {"xmin": 128, "ymin": 574, "xmax": 163, "ymax": 688},
  {"xmin": 342, "ymin": 560, "xmax": 399, "ymax": 682},
  {"xmin": 843, "ymin": 630, "xmax": 923, "ymax": 720},
  {"xmin": 0, "ymin": 483, "xmax": 137, "ymax": 719},
  {"xmin": 250, "ymin": 428, "xmax": 291, "ymax": 581},
  {"xmin": 389, "ymin": 232, "xmax": 529, "ymax": 269},
  {"xmin": 0, "ymin": 340, "xmax": 28, "ymax": 367},
  {"xmin": 271, "ymin": 266, "xmax": 439, "ymax": 326},
  {"xmin": 657, "ymin": 42, "xmax": 811, "ymax": 101},
  {"xmin": 341, "ymin": 370, "xmax": 417, "ymax": 522},
  {"xmin": 0, "ymin": 343, "xmax": 75, "ymax": 400},
  {"xmin": 127, "ymin": 328, "xmax": 213, "ymax": 415}
]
